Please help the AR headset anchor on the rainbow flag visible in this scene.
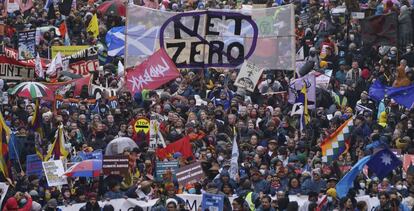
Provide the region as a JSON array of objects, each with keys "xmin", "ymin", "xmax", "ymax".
[
  {"xmin": 44, "ymin": 125, "xmax": 68, "ymax": 161},
  {"xmin": 0, "ymin": 112, "xmax": 11, "ymax": 178},
  {"xmin": 321, "ymin": 117, "xmax": 353, "ymax": 163}
]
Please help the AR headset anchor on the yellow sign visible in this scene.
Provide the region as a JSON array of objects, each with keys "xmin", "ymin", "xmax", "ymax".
[
  {"xmin": 134, "ymin": 118, "xmax": 150, "ymax": 134},
  {"xmin": 51, "ymin": 45, "xmax": 89, "ymax": 58}
]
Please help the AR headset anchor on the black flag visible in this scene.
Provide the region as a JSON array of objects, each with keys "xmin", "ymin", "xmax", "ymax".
[{"xmin": 59, "ymin": 0, "xmax": 73, "ymax": 16}]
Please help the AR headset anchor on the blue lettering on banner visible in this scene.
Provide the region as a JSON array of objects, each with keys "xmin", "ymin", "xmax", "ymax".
[{"xmin": 26, "ymin": 154, "xmax": 44, "ymax": 177}]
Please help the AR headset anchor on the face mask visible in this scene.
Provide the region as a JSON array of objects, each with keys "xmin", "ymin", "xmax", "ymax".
[
  {"xmin": 349, "ymin": 34, "xmax": 354, "ymax": 41},
  {"xmin": 327, "ymin": 196, "xmax": 332, "ymax": 202},
  {"xmin": 259, "ymin": 169, "xmax": 266, "ymax": 175},
  {"xmin": 408, "ymin": 123, "xmax": 412, "ymax": 129},
  {"xmin": 359, "ymin": 183, "xmax": 365, "ymax": 189},
  {"xmin": 100, "ymin": 109, "xmax": 106, "ymax": 113},
  {"xmin": 217, "ymin": 155, "xmax": 224, "ymax": 162},
  {"xmin": 188, "ymin": 188, "xmax": 196, "ymax": 194},
  {"xmin": 206, "ymin": 153, "xmax": 212, "ymax": 159},
  {"xmin": 339, "ymin": 90, "xmax": 345, "ymax": 95},
  {"xmin": 396, "ymin": 185, "xmax": 403, "ymax": 190},
  {"xmin": 407, "ymin": 48, "xmax": 411, "ymax": 52},
  {"xmin": 19, "ymin": 198, "xmax": 27, "ymax": 206}
]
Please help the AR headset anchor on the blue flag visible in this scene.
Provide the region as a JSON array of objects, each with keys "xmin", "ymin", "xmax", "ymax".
[
  {"xmin": 387, "ymin": 84, "xmax": 414, "ymax": 109},
  {"xmin": 106, "ymin": 26, "xmax": 125, "ymax": 57},
  {"xmin": 8, "ymin": 132, "xmax": 18, "ymax": 160},
  {"xmin": 336, "ymin": 155, "xmax": 371, "ymax": 198},
  {"xmin": 368, "ymin": 80, "xmax": 388, "ymax": 102},
  {"xmin": 367, "ymin": 148, "xmax": 402, "ymax": 179}
]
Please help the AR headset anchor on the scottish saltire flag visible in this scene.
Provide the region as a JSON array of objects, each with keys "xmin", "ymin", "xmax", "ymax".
[
  {"xmin": 107, "ymin": 26, "xmax": 159, "ymax": 59},
  {"xmin": 321, "ymin": 117, "xmax": 353, "ymax": 163},
  {"xmin": 367, "ymin": 148, "xmax": 402, "ymax": 179},
  {"xmin": 336, "ymin": 155, "xmax": 371, "ymax": 198},
  {"xmin": 106, "ymin": 26, "xmax": 125, "ymax": 57}
]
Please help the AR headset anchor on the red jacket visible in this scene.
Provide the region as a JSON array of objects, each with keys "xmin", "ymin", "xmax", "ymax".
[{"xmin": 2, "ymin": 196, "xmax": 32, "ymax": 211}]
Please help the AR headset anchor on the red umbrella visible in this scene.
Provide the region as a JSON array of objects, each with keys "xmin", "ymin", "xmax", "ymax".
[
  {"xmin": 63, "ymin": 159, "xmax": 102, "ymax": 177},
  {"xmin": 97, "ymin": 0, "xmax": 126, "ymax": 17}
]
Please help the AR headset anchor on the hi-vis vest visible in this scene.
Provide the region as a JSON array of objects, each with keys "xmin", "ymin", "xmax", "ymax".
[
  {"xmin": 245, "ymin": 192, "xmax": 255, "ymax": 211},
  {"xmin": 334, "ymin": 94, "xmax": 347, "ymax": 108}
]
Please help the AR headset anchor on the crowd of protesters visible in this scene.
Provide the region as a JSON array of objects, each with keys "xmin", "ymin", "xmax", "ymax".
[{"xmin": 0, "ymin": 0, "xmax": 414, "ymax": 210}]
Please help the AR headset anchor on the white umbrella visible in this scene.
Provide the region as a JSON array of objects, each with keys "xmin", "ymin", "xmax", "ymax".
[{"xmin": 105, "ymin": 137, "xmax": 138, "ymax": 155}]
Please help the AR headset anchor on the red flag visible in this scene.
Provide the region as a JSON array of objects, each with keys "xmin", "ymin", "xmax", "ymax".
[
  {"xmin": 126, "ymin": 49, "xmax": 180, "ymax": 95},
  {"xmin": 42, "ymin": 76, "xmax": 91, "ymax": 101},
  {"xmin": 156, "ymin": 136, "xmax": 193, "ymax": 160},
  {"xmin": 59, "ymin": 22, "xmax": 67, "ymax": 39}
]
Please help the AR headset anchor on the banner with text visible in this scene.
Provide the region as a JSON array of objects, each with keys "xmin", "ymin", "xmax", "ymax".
[
  {"xmin": 103, "ymin": 155, "xmax": 129, "ymax": 176},
  {"xmin": 126, "ymin": 5, "xmax": 295, "ymax": 70},
  {"xmin": 61, "ymin": 46, "xmax": 99, "ymax": 76},
  {"xmin": 126, "ymin": 48, "xmax": 180, "ymax": 94}
]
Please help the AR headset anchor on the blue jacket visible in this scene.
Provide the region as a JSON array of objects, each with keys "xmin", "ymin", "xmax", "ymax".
[
  {"xmin": 252, "ymin": 179, "xmax": 270, "ymax": 194},
  {"xmin": 301, "ymin": 179, "xmax": 327, "ymax": 195}
]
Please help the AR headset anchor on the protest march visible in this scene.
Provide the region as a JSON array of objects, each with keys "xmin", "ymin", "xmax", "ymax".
[{"xmin": 0, "ymin": 0, "xmax": 414, "ymax": 210}]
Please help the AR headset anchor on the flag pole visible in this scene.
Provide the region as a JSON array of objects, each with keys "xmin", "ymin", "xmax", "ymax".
[{"xmin": 124, "ymin": 1, "xmax": 129, "ymax": 71}]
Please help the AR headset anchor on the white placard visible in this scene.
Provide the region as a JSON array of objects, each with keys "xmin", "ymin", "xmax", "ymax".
[
  {"xmin": 42, "ymin": 160, "xmax": 68, "ymax": 186},
  {"xmin": 234, "ymin": 60, "xmax": 264, "ymax": 92}
]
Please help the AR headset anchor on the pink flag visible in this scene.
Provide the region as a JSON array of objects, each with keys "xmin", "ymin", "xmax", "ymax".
[
  {"xmin": 126, "ymin": 49, "xmax": 180, "ymax": 94},
  {"xmin": 16, "ymin": 0, "xmax": 33, "ymax": 12}
]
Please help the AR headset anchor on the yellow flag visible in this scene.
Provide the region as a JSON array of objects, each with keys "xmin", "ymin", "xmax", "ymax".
[
  {"xmin": 87, "ymin": 14, "xmax": 99, "ymax": 38},
  {"xmin": 44, "ymin": 126, "xmax": 69, "ymax": 161}
]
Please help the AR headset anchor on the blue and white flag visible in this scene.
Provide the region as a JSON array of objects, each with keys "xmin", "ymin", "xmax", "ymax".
[
  {"xmin": 336, "ymin": 155, "xmax": 371, "ymax": 198},
  {"xmin": 106, "ymin": 26, "xmax": 126, "ymax": 57},
  {"xmin": 367, "ymin": 148, "xmax": 402, "ymax": 179}
]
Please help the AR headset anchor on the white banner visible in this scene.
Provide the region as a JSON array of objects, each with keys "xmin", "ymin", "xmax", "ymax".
[
  {"xmin": 58, "ymin": 194, "xmax": 380, "ymax": 211},
  {"xmin": 0, "ymin": 182, "xmax": 9, "ymax": 205},
  {"xmin": 234, "ymin": 60, "xmax": 263, "ymax": 92},
  {"xmin": 126, "ymin": 5, "xmax": 295, "ymax": 70}
]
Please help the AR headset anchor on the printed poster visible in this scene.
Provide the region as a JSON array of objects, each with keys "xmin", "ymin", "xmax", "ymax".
[
  {"xmin": 18, "ymin": 30, "xmax": 36, "ymax": 60},
  {"xmin": 42, "ymin": 160, "xmax": 68, "ymax": 186},
  {"xmin": 234, "ymin": 60, "xmax": 263, "ymax": 92}
]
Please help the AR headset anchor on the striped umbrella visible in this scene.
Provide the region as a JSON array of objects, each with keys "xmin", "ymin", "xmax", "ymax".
[
  {"xmin": 97, "ymin": 0, "xmax": 126, "ymax": 17},
  {"xmin": 63, "ymin": 159, "xmax": 102, "ymax": 177},
  {"xmin": 8, "ymin": 82, "xmax": 50, "ymax": 99}
]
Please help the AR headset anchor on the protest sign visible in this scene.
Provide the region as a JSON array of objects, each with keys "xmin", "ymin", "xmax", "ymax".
[
  {"xmin": 202, "ymin": 193, "xmax": 224, "ymax": 211},
  {"xmin": 26, "ymin": 154, "xmax": 44, "ymax": 177},
  {"xmin": 125, "ymin": 49, "xmax": 180, "ymax": 94},
  {"xmin": 176, "ymin": 162, "xmax": 203, "ymax": 186},
  {"xmin": 102, "ymin": 155, "xmax": 129, "ymax": 175},
  {"xmin": 51, "ymin": 45, "xmax": 89, "ymax": 58},
  {"xmin": 6, "ymin": 0, "xmax": 19, "ymax": 13},
  {"xmin": 60, "ymin": 46, "xmax": 99, "ymax": 76},
  {"xmin": 234, "ymin": 60, "xmax": 263, "ymax": 92},
  {"xmin": 134, "ymin": 117, "xmax": 150, "ymax": 134},
  {"xmin": 403, "ymin": 154, "xmax": 414, "ymax": 172},
  {"xmin": 78, "ymin": 150, "xmax": 103, "ymax": 161},
  {"xmin": 155, "ymin": 161, "xmax": 178, "ymax": 181},
  {"xmin": 42, "ymin": 160, "xmax": 68, "ymax": 186},
  {"xmin": 18, "ymin": 30, "xmax": 36, "ymax": 60},
  {"xmin": 149, "ymin": 114, "xmax": 166, "ymax": 150},
  {"xmin": 0, "ymin": 183, "xmax": 9, "ymax": 205},
  {"xmin": 126, "ymin": 5, "xmax": 295, "ymax": 70}
]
